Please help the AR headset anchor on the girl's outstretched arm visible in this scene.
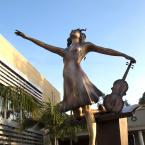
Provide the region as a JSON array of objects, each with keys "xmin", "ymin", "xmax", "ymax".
[
  {"xmin": 85, "ymin": 42, "xmax": 136, "ymax": 63},
  {"xmin": 15, "ymin": 30, "xmax": 65, "ymax": 57}
]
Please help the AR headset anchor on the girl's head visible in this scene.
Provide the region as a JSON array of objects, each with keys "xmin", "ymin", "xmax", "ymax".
[{"xmin": 67, "ymin": 28, "xmax": 86, "ymax": 47}]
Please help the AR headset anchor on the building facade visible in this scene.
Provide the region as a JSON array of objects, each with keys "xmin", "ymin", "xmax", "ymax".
[
  {"xmin": 0, "ymin": 34, "xmax": 60, "ymax": 144},
  {"xmin": 128, "ymin": 106, "xmax": 145, "ymax": 145},
  {"xmin": 0, "ymin": 34, "xmax": 60, "ymax": 104}
]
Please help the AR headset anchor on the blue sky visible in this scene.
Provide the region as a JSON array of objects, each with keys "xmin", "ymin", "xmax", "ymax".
[{"xmin": 0, "ymin": 0, "xmax": 145, "ymax": 104}]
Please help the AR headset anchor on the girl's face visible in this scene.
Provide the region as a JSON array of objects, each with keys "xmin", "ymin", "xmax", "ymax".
[{"xmin": 70, "ymin": 30, "xmax": 81, "ymax": 40}]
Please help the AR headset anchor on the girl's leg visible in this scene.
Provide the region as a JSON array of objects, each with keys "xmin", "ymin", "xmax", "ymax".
[
  {"xmin": 83, "ymin": 105, "xmax": 96, "ymax": 145},
  {"xmin": 73, "ymin": 107, "xmax": 83, "ymax": 119}
]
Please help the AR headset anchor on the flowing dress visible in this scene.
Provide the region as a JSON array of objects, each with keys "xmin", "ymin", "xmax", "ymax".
[{"xmin": 58, "ymin": 44, "xmax": 104, "ymax": 112}]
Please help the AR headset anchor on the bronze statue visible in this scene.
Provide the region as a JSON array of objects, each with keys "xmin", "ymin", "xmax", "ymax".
[
  {"xmin": 15, "ymin": 29, "xmax": 136, "ymax": 145},
  {"xmin": 103, "ymin": 61, "xmax": 134, "ymax": 113}
]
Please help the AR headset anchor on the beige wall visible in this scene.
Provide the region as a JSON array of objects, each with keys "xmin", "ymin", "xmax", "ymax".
[
  {"xmin": 0, "ymin": 34, "xmax": 60, "ymax": 104},
  {"xmin": 128, "ymin": 106, "xmax": 145, "ymax": 131}
]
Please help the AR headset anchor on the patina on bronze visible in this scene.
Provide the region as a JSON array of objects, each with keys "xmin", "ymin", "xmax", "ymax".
[{"xmin": 15, "ymin": 29, "xmax": 136, "ymax": 145}]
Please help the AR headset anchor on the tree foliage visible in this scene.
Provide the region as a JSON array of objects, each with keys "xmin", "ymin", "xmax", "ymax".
[
  {"xmin": 0, "ymin": 83, "xmax": 40, "ymax": 120},
  {"xmin": 124, "ymin": 99, "xmax": 130, "ymax": 107},
  {"xmin": 0, "ymin": 83, "xmax": 85, "ymax": 145},
  {"xmin": 22, "ymin": 102, "xmax": 85, "ymax": 145},
  {"xmin": 139, "ymin": 92, "xmax": 145, "ymax": 105}
]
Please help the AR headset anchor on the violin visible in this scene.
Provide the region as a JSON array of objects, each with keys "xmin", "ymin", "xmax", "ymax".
[{"xmin": 103, "ymin": 61, "xmax": 134, "ymax": 113}]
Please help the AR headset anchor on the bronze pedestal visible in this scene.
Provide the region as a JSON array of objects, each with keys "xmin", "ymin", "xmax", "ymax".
[{"xmin": 95, "ymin": 105, "xmax": 139, "ymax": 145}]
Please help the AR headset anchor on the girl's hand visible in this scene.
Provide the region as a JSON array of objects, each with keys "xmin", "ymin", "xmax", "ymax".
[
  {"xmin": 15, "ymin": 30, "xmax": 27, "ymax": 38},
  {"xmin": 125, "ymin": 55, "xmax": 136, "ymax": 63}
]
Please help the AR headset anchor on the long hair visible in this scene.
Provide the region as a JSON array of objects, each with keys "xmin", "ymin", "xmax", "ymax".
[{"xmin": 67, "ymin": 28, "xmax": 86, "ymax": 47}]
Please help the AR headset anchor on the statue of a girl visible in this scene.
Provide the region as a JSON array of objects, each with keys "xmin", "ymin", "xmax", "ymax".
[{"xmin": 15, "ymin": 29, "xmax": 136, "ymax": 145}]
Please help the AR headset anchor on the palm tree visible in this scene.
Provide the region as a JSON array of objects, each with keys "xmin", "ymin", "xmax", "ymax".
[
  {"xmin": 22, "ymin": 102, "xmax": 85, "ymax": 145},
  {"xmin": 0, "ymin": 83, "xmax": 85, "ymax": 145}
]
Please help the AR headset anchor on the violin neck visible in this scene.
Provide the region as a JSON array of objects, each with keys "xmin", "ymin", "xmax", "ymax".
[{"xmin": 122, "ymin": 62, "xmax": 132, "ymax": 80}]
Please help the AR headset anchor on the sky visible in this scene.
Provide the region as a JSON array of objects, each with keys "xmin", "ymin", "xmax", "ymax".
[{"xmin": 0, "ymin": 0, "xmax": 145, "ymax": 105}]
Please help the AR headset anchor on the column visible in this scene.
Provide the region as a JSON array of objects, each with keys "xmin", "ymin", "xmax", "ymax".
[{"xmin": 138, "ymin": 131, "xmax": 144, "ymax": 145}]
